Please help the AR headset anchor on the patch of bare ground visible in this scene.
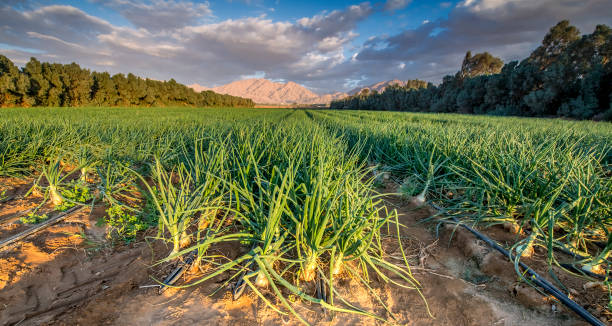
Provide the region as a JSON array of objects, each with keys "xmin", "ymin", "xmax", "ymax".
[
  {"xmin": 0, "ymin": 178, "xmax": 38, "ymax": 218},
  {"xmin": 381, "ymin": 180, "xmax": 607, "ymax": 325},
  {"xmin": 0, "ymin": 181, "xmax": 604, "ymax": 325}
]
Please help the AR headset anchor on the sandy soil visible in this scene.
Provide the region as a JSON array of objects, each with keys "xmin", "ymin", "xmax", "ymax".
[{"xmin": 0, "ymin": 179, "xmax": 608, "ymax": 325}]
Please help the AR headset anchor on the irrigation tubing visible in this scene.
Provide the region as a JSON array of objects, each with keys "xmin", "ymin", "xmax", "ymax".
[
  {"xmin": 0, "ymin": 206, "xmax": 34, "ymax": 224},
  {"xmin": 530, "ymin": 233, "xmax": 612, "ymax": 266},
  {"xmin": 560, "ymin": 263, "xmax": 607, "ymax": 281},
  {"xmin": 315, "ymin": 277, "xmax": 328, "ymax": 303},
  {"xmin": 158, "ymin": 250, "xmax": 196, "ymax": 294},
  {"xmin": 0, "ymin": 204, "xmax": 86, "ymax": 250},
  {"xmin": 0, "ymin": 195, "xmax": 16, "ymax": 204},
  {"xmin": 232, "ymin": 246, "xmax": 258, "ymax": 300},
  {"xmin": 430, "ymin": 203, "xmax": 605, "ymax": 326},
  {"xmin": 232, "ymin": 263, "xmax": 251, "ymax": 300}
]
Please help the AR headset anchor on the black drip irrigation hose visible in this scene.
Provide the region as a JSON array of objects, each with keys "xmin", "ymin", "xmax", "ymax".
[
  {"xmin": 232, "ymin": 247, "xmax": 258, "ymax": 300},
  {"xmin": 0, "ymin": 206, "xmax": 35, "ymax": 224},
  {"xmin": 158, "ymin": 250, "xmax": 197, "ymax": 294},
  {"xmin": 430, "ymin": 203, "xmax": 605, "ymax": 326},
  {"xmin": 315, "ymin": 277, "xmax": 328, "ymax": 303},
  {"xmin": 0, "ymin": 195, "xmax": 16, "ymax": 204},
  {"xmin": 232, "ymin": 262, "xmax": 252, "ymax": 300},
  {"xmin": 530, "ymin": 233, "xmax": 612, "ymax": 266},
  {"xmin": 0, "ymin": 204, "xmax": 86, "ymax": 250},
  {"xmin": 560, "ymin": 263, "xmax": 607, "ymax": 281}
]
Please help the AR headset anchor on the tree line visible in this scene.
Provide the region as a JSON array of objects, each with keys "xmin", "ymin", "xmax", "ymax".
[
  {"xmin": 0, "ymin": 56, "xmax": 254, "ymax": 108},
  {"xmin": 331, "ymin": 21, "xmax": 612, "ymax": 120}
]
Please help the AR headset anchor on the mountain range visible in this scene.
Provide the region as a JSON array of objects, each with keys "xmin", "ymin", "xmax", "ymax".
[
  {"xmin": 189, "ymin": 79, "xmax": 347, "ymax": 105},
  {"xmin": 189, "ymin": 78, "xmax": 419, "ymax": 105},
  {"xmin": 348, "ymin": 79, "xmax": 412, "ymax": 95}
]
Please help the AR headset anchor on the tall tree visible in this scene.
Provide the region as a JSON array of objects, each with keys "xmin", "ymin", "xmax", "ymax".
[
  {"xmin": 458, "ymin": 51, "xmax": 503, "ymax": 79},
  {"xmin": 91, "ymin": 72, "xmax": 117, "ymax": 106},
  {"xmin": 24, "ymin": 57, "xmax": 50, "ymax": 106},
  {"xmin": 331, "ymin": 21, "xmax": 611, "ymax": 121},
  {"xmin": 530, "ymin": 20, "xmax": 580, "ymax": 68},
  {"xmin": 0, "ymin": 55, "xmax": 254, "ymax": 108}
]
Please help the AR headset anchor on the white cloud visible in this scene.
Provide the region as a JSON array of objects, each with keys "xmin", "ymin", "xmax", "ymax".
[
  {"xmin": 297, "ymin": 3, "xmax": 372, "ymax": 37},
  {"xmin": 354, "ymin": 0, "xmax": 612, "ymax": 85},
  {"xmin": 26, "ymin": 31, "xmax": 88, "ymax": 51},
  {"xmin": 1, "ymin": 0, "xmax": 611, "ymax": 92},
  {"xmin": 96, "ymin": 0, "xmax": 212, "ymax": 32},
  {"xmin": 384, "ymin": 0, "xmax": 411, "ymax": 12},
  {"xmin": 0, "ymin": 1, "xmax": 374, "ymax": 91},
  {"xmin": 94, "ymin": 60, "xmax": 115, "ymax": 66}
]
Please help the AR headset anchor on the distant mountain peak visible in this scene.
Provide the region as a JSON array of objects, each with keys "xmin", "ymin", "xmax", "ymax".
[
  {"xmin": 349, "ymin": 79, "xmax": 408, "ymax": 95},
  {"xmin": 188, "ymin": 83, "xmax": 211, "ymax": 92},
  {"xmin": 197, "ymin": 78, "xmax": 347, "ymax": 105}
]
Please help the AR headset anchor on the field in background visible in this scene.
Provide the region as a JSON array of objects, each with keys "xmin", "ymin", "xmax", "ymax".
[{"xmin": 0, "ymin": 107, "xmax": 611, "ymax": 323}]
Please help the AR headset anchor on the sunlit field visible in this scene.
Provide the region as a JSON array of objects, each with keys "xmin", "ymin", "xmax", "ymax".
[{"xmin": 1, "ymin": 107, "xmax": 610, "ymax": 323}]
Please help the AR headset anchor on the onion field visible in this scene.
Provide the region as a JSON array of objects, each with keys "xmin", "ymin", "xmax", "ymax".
[{"xmin": 0, "ymin": 107, "xmax": 610, "ymax": 323}]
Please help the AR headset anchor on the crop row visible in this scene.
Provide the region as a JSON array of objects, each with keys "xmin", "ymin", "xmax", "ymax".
[
  {"xmin": 1, "ymin": 107, "xmax": 610, "ymax": 320},
  {"xmin": 0, "ymin": 107, "xmax": 427, "ymax": 323}
]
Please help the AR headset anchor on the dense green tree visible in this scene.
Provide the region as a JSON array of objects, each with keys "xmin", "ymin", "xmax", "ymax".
[
  {"xmin": 62, "ymin": 63, "xmax": 92, "ymax": 106},
  {"xmin": 530, "ymin": 20, "xmax": 580, "ymax": 69},
  {"xmin": 0, "ymin": 55, "xmax": 254, "ymax": 108},
  {"xmin": 458, "ymin": 51, "xmax": 503, "ymax": 79},
  {"xmin": 91, "ymin": 72, "xmax": 118, "ymax": 106},
  {"xmin": 0, "ymin": 56, "xmax": 21, "ymax": 107},
  {"xmin": 42, "ymin": 63, "xmax": 66, "ymax": 107},
  {"xmin": 331, "ymin": 21, "xmax": 611, "ymax": 121},
  {"xmin": 24, "ymin": 58, "xmax": 50, "ymax": 106}
]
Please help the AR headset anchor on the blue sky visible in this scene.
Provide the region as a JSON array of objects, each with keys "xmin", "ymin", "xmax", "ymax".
[
  {"xmin": 61, "ymin": 1, "xmax": 454, "ymax": 32},
  {"xmin": 52, "ymin": 0, "xmax": 458, "ymax": 72},
  {"xmin": 1, "ymin": 0, "xmax": 611, "ymax": 93}
]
